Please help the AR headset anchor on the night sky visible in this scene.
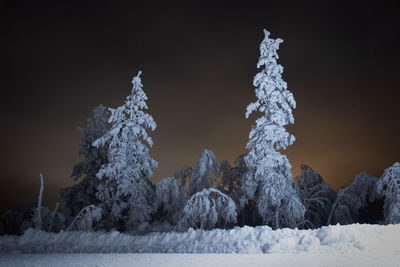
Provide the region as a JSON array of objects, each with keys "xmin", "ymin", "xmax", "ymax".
[{"xmin": 1, "ymin": 1, "xmax": 400, "ymax": 210}]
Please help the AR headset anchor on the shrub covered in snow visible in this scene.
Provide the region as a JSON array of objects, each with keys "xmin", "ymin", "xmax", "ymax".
[
  {"xmin": 178, "ymin": 188, "xmax": 237, "ymax": 230},
  {"xmin": 376, "ymin": 162, "xmax": 400, "ymax": 224}
]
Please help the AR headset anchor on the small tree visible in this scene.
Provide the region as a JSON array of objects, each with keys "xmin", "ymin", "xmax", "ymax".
[
  {"xmin": 295, "ymin": 165, "xmax": 336, "ymax": 228},
  {"xmin": 189, "ymin": 149, "xmax": 219, "ymax": 196},
  {"xmin": 93, "ymin": 71, "xmax": 158, "ymax": 230},
  {"xmin": 241, "ymin": 29, "xmax": 304, "ymax": 229},
  {"xmin": 178, "ymin": 188, "xmax": 237, "ymax": 230},
  {"xmin": 328, "ymin": 172, "xmax": 377, "ymax": 225},
  {"xmin": 376, "ymin": 162, "xmax": 400, "ymax": 224}
]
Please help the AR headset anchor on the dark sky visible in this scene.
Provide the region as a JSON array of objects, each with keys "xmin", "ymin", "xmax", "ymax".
[{"xmin": 1, "ymin": 0, "xmax": 400, "ymax": 210}]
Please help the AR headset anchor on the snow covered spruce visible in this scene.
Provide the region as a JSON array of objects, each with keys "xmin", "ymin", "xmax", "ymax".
[
  {"xmin": 1, "ymin": 29, "xmax": 400, "ymax": 239},
  {"xmin": 241, "ymin": 29, "xmax": 305, "ymax": 229},
  {"xmin": 91, "ymin": 71, "xmax": 158, "ymax": 231}
]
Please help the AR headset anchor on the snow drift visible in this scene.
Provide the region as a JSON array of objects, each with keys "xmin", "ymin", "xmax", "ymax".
[{"xmin": 0, "ymin": 223, "xmax": 399, "ymax": 255}]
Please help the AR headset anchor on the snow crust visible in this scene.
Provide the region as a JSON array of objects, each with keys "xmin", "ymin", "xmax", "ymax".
[{"xmin": 0, "ymin": 224, "xmax": 399, "ymax": 256}]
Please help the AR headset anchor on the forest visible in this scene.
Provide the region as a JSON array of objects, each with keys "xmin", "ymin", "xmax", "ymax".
[{"xmin": 1, "ymin": 29, "xmax": 399, "ymax": 236}]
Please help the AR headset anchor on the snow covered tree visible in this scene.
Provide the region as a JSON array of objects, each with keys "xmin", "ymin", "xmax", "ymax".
[
  {"xmin": 218, "ymin": 155, "xmax": 246, "ymax": 198},
  {"xmin": 218, "ymin": 155, "xmax": 257, "ymax": 227},
  {"xmin": 178, "ymin": 188, "xmax": 237, "ymax": 230},
  {"xmin": 328, "ymin": 172, "xmax": 377, "ymax": 225},
  {"xmin": 241, "ymin": 29, "xmax": 305, "ymax": 229},
  {"xmin": 217, "ymin": 154, "xmax": 248, "ymax": 213},
  {"xmin": 295, "ymin": 165, "xmax": 336, "ymax": 228},
  {"xmin": 59, "ymin": 105, "xmax": 109, "ymax": 220},
  {"xmin": 93, "ymin": 71, "xmax": 158, "ymax": 230},
  {"xmin": 155, "ymin": 177, "xmax": 186, "ymax": 225},
  {"xmin": 376, "ymin": 162, "xmax": 400, "ymax": 224},
  {"xmin": 189, "ymin": 149, "xmax": 219, "ymax": 196}
]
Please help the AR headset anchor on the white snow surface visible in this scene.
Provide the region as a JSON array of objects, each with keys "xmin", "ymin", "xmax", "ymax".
[{"xmin": 0, "ymin": 223, "xmax": 399, "ymax": 266}]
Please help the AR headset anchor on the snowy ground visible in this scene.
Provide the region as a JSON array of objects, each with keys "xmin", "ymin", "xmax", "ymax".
[
  {"xmin": 1, "ymin": 253, "xmax": 399, "ymax": 267},
  {"xmin": 0, "ymin": 223, "xmax": 399, "ymax": 266}
]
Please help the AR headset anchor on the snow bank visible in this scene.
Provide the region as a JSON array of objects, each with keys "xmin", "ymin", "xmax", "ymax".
[{"xmin": 0, "ymin": 224, "xmax": 399, "ymax": 255}]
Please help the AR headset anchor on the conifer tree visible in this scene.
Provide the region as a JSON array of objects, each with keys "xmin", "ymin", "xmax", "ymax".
[
  {"xmin": 93, "ymin": 71, "xmax": 158, "ymax": 230},
  {"xmin": 60, "ymin": 105, "xmax": 109, "ymax": 219},
  {"xmin": 242, "ymin": 29, "xmax": 305, "ymax": 229}
]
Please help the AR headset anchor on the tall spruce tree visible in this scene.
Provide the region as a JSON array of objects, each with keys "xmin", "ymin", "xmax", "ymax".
[
  {"xmin": 93, "ymin": 71, "xmax": 158, "ymax": 230},
  {"xmin": 242, "ymin": 29, "xmax": 305, "ymax": 229}
]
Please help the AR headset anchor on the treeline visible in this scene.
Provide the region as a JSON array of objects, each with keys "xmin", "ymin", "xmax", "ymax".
[
  {"xmin": 1, "ymin": 143, "xmax": 398, "ymax": 235},
  {"xmin": 1, "ymin": 29, "xmax": 399, "ymax": 235}
]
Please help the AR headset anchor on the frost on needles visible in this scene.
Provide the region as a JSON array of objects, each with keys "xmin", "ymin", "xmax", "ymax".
[
  {"xmin": 242, "ymin": 29, "xmax": 305, "ymax": 229},
  {"xmin": 93, "ymin": 71, "xmax": 158, "ymax": 230}
]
